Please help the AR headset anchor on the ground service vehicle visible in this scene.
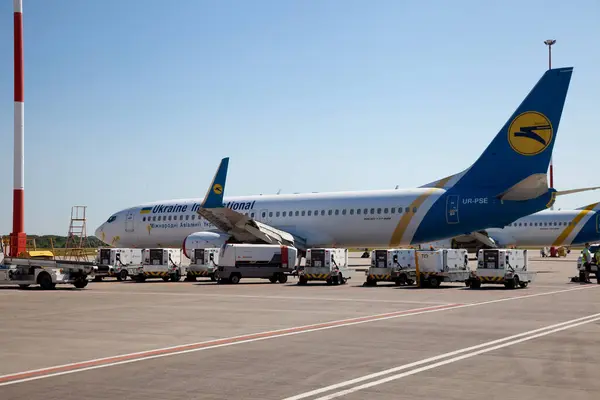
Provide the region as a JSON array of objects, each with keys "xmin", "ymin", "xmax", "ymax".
[
  {"xmin": 298, "ymin": 248, "xmax": 349, "ymax": 285},
  {"xmin": 215, "ymin": 244, "xmax": 296, "ymax": 284},
  {"xmin": 366, "ymin": 249, "xmax": 416, "ymax": 286},
  {"xmin": 571, "ymin": 244, "xmax": 600, "ymax": 283},
  {"xmin": 186, "ymin": 248, "xmax": 219, "ymax": 281},
  {"xmin": 416, "ymin": 249, "xmax": 470, "ymax": 288},
  {"xmin": 129, "ymin": 248, "xmax": 183, "ymax": 282},
  {"xmin": 96, "ymin": 248, "xmax": 143, "ymax": 281},
  {"xmin": 470, "ymin": 249, "xmax": 534, "ymax": 289},
  {"xmin": 0, "ymin": 255, "xmax": 94, "ymax": 289}
]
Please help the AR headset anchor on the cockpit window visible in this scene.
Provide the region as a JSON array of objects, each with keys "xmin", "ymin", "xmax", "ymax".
[{"xmin": 107, "ymin": 215, "xmax": 117, "ymax": 223}]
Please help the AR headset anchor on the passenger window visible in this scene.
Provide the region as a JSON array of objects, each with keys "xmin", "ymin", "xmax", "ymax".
[
  {"xmin": 391, "ymin": 208, "xmax": 395, "ymax": 213},
  {"xmin": 412, "ymin": 207, "xmax": 417, "ymax": 213},
  {"xmin": 192, "ymin": 215, "xmax": 196, "ymax": 220},
  {"xmin": 186, "ymin": 215, "xmax": 189, "ymax": 220},
  {"xmin": 350, "ymin": 209, "xmax": 354, "ymax": 215},
  {"xmin": 342, "ymin": 209, "xmax": 346, "ymax": 215},
  {"xmin": 261, "ymin": 212, "xmax": 265, "ymax": 218},
  {"xmin": 251, "ymin": 212, "xmax": 255, "ymax": 218},
  {"xmin": 152, "ymin": 216, "xmax": 156, "ymax": 221},
  {"xmin": 357, "ymin": 209, "xmax": 361, "ymax": 215},
  {"xmin": 321, "ymin": 210, "xmax": 325, "ymax": 216},
  {"xmin": 364, "ymin": 208, "xmax": 368, "ymax": 214},
  {"xmin": 142, "ymin": 217, "xmax": 146, "ymax": 221},
  {"xmin": 398, "ymin": 207, "xmax": 403, "ymax": 214},
  {"xmin": 405, "ymin": 207, "xmax": 410, "ymax": 213},
  {"xmin": 269, "ymin": 212, "xmax": 273, "ymax": 217},
  {"xmin": 301, "ymin": 211, "xmax": 305, "ymax": 216},
  {"xmin": 370, "ymin": 208, "xmax": 375, "ymax": 214},
  {"xmin": 308, "ymin": 210, "xmax": 312, "ymax": 216},
  {"xmin": 328, "ymin": 210, "xmax": 332, "ymax": 216},
  {"xmin": 335, "ymin": 210, "xmax": 339, "ymax": 216},
  {"xmin": 282, "ymin": 211, "xmax": 286, "ymax": 217},
  {"xmin": 384, "ymin": 208, "xmax": 388, "ymax": 214},
  {"xmin": 277, "ymin": 212, "xmax": 281, "ymax": 217},
  {"xmin": 377, "ymin": 208, "xmax": 382, "ymax": 214},
  {"xmin": 296, "ymin": 211, "xmax": 300, "ymax": 216}
]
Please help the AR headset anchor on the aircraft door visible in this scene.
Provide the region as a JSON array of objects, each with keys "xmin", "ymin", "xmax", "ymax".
[
  {"xmin": 125, "ymin": 211, "xmax": 135, "ymax": 232},
  {"xmin": 446, "ymin": 195, "xmax": 460, "ymax": 224},
  {"xmin": 596, "ymin": 214, "xmax": 600, "ymax": 233}
]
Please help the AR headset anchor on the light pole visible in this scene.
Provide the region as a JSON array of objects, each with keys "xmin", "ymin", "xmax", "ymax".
[{"xmin": 544, "ymin": 40, "xmax": 556, "ymax": 197}]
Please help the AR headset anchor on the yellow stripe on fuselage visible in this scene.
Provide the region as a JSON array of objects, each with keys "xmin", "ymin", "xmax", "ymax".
[
  {"xmin": 552, "ymin": 202, "xmax": 600, "ymax": 247},
  {"xmin": 389, "ymin": 176, "xmax": 453, "ymax": 247}
]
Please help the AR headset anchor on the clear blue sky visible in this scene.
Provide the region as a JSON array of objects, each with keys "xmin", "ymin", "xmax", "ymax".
[{"xmin": 0, "ymin": 0, "xmax": 599, "ymax": 235}]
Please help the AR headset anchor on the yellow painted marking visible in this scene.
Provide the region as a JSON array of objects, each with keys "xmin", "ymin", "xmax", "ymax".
[
  {"xmin": 552, "ymin": 202, "xmax": 600, "ymax": 247},
  {"xmin": 389, "ymin": 176, "xmax": 452, "ymax": 246}
]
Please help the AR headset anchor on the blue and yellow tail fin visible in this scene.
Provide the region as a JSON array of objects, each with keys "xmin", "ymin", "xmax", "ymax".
[
  {"xmin": 200, "ymin": 157, "xmax": 229, "ymax": 209},
  {"xmin": 422, "ymin": 67, "xmax": 573, "ymax": 194}
]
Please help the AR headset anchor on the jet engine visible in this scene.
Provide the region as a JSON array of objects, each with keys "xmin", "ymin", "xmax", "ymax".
[{"xmin": 182, "ymin": 231, "xmax": 230, "ymax": 258}]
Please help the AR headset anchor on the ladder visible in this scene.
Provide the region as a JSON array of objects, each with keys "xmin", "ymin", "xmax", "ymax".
[{"xmin": 64, "ymin": 206, "xmax": 92, "ymax": 262}]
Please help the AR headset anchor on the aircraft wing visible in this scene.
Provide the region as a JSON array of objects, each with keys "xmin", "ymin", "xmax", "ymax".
[{"xmin": 196, "ymin": 158, "xmax": 307, "ymax": 250}]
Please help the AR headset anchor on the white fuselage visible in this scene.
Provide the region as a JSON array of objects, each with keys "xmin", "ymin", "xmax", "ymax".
[{"xmin": 96, "ymin": 189, "xmax": 447, "ymax": 249}]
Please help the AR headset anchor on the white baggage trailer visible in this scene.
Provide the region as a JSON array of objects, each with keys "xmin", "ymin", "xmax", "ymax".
[
  {"xmin": 416, "ymin": 249, "xmax": 470, "ymax": 288},
  {"xmin": 186, "ymin": 248, "xmax": 219, "ymax": 281},
  {"xmin": 130, "ymin": 248, "xmax": 183, "ymax": 282},
  {"xmin": 366, "ymin": 249, "xmax": 416, "ymax": 286},
  {"xmin": 0, "ymin": 256, "xmax": 94, "ymax": 289},
  {"xmin": 298, "ymin": 248, "xmax": 349, "ymax": 285},
  {"xmin": 96, "ymin": 248, "xmax": 143, "ymax": 281},
  {"xmin": 215, "ymin": 244, "xmax": 296, "ymax": 284},
  {"xmin": 469, "ymin": 249, "xmax": 534, "ymax": 289}
]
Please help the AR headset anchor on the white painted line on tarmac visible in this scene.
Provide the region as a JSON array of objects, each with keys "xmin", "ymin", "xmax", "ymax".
[
  {"xmin": 0, "ymin": 303, "xmax": 461, "ymax": 387},
  {"xmin": 0, "ymin": 284, "xmax": 597, "ymax": 386},
  {"xmin": 81, "ymin": 290, "xmax": 455, "ymax": 305},
  {"xmin": 284, "ymin": 312, "xmax": 600, "ymax": 400}
]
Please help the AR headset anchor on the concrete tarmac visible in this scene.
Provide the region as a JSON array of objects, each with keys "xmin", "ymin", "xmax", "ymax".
[{"xmin": 0, "ymin": 252, "xmax": 599, "ymax": 399}]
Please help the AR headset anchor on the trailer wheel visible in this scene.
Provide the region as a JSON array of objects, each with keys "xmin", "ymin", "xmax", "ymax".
[
  {"xmin": 269, "ymin": 276, "xmax": 278, "ymax": 283},
  {"xmin": 428, "ymin": 276, "xmax": 441, "ymax": 288},
  {"xmin": 504, "ymin": 278, "xmax": 516, "ymax": 289},
  {"xmin": 119, "ymin": 270, "xmax": 128, "ymax": 281},
  {"xmin": 135, "ymin": 275, "xmax": 146, "ymax": 283},
  {"xmin": 298, "ymin": 276, "xmax": 308, "ymax": 285},
  {"xmin": 186, "ymin": 274, "xmax": 197, "ymax": 282},
  {"xmin": 470, "ymin": 280, "xmax": 481, "ymax": 289},
  {"xmin": 326, "ymin": 277, "xmax": 333, "ymax": 285},
  {"xmin": 338, "ymin": 273, "xmax": 346, "ymax": 285},
  {"xmin": 210, "ymin": 274, "xmax": 217, "ymax": 282},
  {"xmin": 37, "ymin": 272, "xmax": 55, "ymax": 290},
  {"xmin": 278, "ymin": 274, "xmax": 288, "ymax": 284},
  {"xmin": 230, "ymin": 274, "xmax": 241, "ymax": 284},
  {"xmin": 74, "ymin": 279, "xmax": 88, "ymax": 289},
  {"xmin": 170, "ymin": 271, "xmax": 181, "ymax": 282},
  {"xmin": 365, "ymin": 278, "xmax": 377, "ymax": 286},
  {"xmin": 519, "ymin": 281, "xmax": 529, "ymax": 288},
  {"xmin": 406, "ymin": 279, "xmax": 415, "ymax": 286}
]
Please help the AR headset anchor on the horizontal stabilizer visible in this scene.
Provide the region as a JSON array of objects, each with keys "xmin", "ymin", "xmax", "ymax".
[{"xmin": 557, "ymin": 186, "xmax": 600, "ymax": 197}]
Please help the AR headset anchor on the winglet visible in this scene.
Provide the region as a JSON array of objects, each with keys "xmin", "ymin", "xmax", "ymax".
[{"xmin": 200, "ymin": 157, "xmax": 229, "ymax": 209}]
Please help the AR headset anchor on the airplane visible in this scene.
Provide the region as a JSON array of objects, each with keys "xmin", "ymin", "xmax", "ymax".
[
  {"xmin": 417, "ymin": 200, "xmax": 600, "ymax": 251},
  {"xmin": 96, "ymin": 67, "xmax": 587, "ymax": 255}
]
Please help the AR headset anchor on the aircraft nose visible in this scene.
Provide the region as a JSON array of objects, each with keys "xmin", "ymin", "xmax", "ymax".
[{"xmin": 95, "ymin": 224, "xmax": 107, "ymax": 243}]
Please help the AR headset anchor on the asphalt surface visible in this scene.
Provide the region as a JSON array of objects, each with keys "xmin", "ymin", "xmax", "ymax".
[{"xmin": 0, "ymin": 252, "xmax": 598, "ymax": 400}]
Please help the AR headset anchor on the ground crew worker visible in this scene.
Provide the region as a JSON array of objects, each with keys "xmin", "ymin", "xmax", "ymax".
[
  {"xmin": 581, "ymin": 243, "xmax": 592, "ymax": 283},
  {"xmin": 594, "ymin": 246, "xmax": 600, "ymax": 283}
]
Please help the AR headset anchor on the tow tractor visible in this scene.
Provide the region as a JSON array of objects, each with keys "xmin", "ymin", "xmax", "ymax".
[
  {"xmin": 0, "ymin": 251, "xmax": 95, "ymax": 289},
  {"xmin": 186, "ymin": 248, "xmax": 219, "ymax": 281},
  {"xmin": 298, "ymin": 248, "xmax": 349, "ymax": 285},
  {"xmin": 366, "ymin": 249, "xmax": 416, "ymax": 286},
  {"xmin": 468, "ymin": 249, "xmax": 534, "ymax": 289}
]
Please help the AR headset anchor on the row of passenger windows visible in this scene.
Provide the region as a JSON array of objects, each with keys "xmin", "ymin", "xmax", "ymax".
[
  {"xmin": 508, "ymin": 221, "xmax": 572, "ymax": 227},
  {"xmin": 260, "ymin": 206, "xmax": 418, "ymax": 219},
  {"xmin": 141, "ymin": 206, "xmax": 419, "ymax": 222}
]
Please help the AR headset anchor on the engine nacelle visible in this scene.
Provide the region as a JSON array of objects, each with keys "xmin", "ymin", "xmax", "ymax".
[{"xmin": 182, "ymin": 231, "xmax": 230, "ymax": 258}]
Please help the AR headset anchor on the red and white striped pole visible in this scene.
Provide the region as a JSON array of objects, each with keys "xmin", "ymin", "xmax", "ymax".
[{"xmin": 10, "ymin": 0, "xmax": 26, "ymax": 257}]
